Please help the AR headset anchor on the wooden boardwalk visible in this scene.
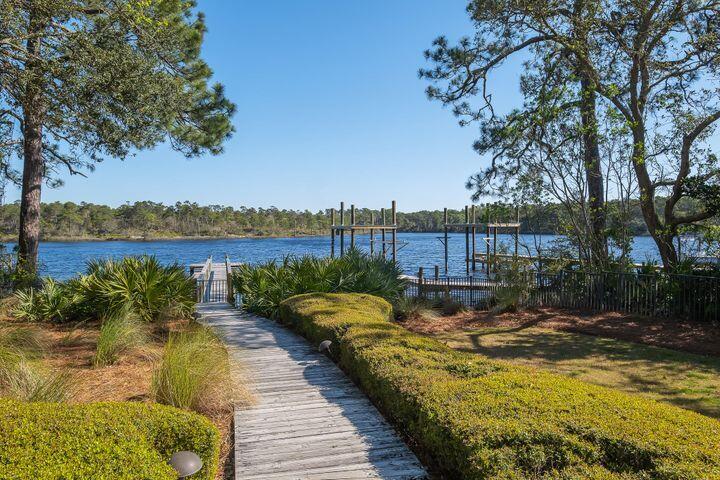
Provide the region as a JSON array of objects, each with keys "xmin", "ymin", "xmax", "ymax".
[{"xmin": 197, "ymin": 303, "xmax": 427, "ymax": 480}]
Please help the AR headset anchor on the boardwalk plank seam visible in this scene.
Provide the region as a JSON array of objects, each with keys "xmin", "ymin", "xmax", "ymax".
[{"xmin": 197, "ymin": 303, "xmax": 427, "ymax": 480}]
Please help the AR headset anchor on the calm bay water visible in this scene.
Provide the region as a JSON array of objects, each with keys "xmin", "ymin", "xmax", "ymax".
[{"xmin": 4, "ymin": 233, "xmax": 666, "ymax": 280}]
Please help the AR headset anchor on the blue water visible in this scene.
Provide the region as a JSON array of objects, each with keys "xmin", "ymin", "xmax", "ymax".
[{"xmin": 2, "ymin": 233, "xmax": 667, "ymax": 280}]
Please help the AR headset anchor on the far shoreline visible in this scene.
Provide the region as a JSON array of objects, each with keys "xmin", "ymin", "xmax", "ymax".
[
  {"xmin": 0, "ymin": 230, "xmax": 648, "ymax": 244},
  {"xmin": 0, "ymin": 233, "xmax": 329, "ymax": 243}
]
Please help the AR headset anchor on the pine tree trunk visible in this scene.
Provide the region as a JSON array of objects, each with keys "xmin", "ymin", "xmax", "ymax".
[
  {"xmin": 18, "ymin": 113, "xmax": 44, "ymax": 272},
  {"xmin": 18, "ymin": 9, "xmax": 46, "ymax": 274}
]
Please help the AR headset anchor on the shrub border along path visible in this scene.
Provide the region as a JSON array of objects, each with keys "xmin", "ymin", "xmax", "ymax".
[
  {"xmin": 0, "ymin": 400, "xmax": 219, "ymax": 480},
  {"xmin": 279, "ymin": 292, "xmax": 720, "ymax": 480},
  {"xmin": 197, "ymin": 303, "xmax": 426, "ymax": 479}
]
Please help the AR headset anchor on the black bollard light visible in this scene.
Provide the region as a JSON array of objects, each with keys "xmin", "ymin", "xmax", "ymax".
[
  {"xmin": 318, "ymin": 340, "xmax": 332, "ymax": 354},
  {"xmin": 169, "ymin": 451, "xmax": 203, "ymax": 478}
]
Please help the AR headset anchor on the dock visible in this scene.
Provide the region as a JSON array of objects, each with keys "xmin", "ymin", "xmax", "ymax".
[
  {"xmin": 197, "ymin": 303, "xmax": 427, "ymax": 480},
  {"xmin": 191, "ymin": 256, "xmax": 242, "ymax": 303}
]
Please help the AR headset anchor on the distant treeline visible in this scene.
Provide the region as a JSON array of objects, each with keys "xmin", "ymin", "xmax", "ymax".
[{"xmin": 0, "ymin": 200, "xmax": 706, "ymax": 240}]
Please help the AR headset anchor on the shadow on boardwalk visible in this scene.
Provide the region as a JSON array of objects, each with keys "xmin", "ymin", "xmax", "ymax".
[{"xmin": 198, "ymin": 303, "xmax": 427, "ymax": 480}]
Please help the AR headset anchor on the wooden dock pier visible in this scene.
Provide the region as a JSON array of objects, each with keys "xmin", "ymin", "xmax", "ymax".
[
  {"xmin": 197, "ymin": 303, "xmax": 427, "ymax": 480},
  {"xmin": 190, "ymin": 256, "xmax": 242, "ymax": 303}
]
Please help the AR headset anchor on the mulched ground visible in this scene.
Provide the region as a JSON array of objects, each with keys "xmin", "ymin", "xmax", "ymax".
[{"xmin": 402, "ymin": 307, "xmax": 720, "ymax": 357}]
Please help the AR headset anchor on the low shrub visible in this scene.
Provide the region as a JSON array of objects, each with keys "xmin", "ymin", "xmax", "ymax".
[
  {"xmin": 151, "ymin": 325, "xmax": 233, "ymax": 414},
  {"xmin": 433, "ymin": 295, "xmax": 466, "ymax": 315},
  {"xmin": 93, "ymin": 309, "xmax": 149, "ymax": 367},
  {"xmin": 233, "ymin": 248, "xmax": 405, "ymax": 318},
  {"xmin": 279, "ymin": 293, "xmax": 720, "ymax": 480},
  {"xmin": 0, "ymin": 399, "xmax": 219, "ymax": 480},
  {"xmin": 13, "ymin": 256, "xmax": 195, "ymax": 323}
]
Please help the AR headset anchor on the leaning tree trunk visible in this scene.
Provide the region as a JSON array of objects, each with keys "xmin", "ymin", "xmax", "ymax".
[
  {"xmin": 18, "ymin": 112, "xmax": 44, "ymax": 273},
  {"xmin": 579, "ymin": 74, "xmax": 608, "ymax": 267},
  {"xmin": 630, "ymin": 129, "xmax": 679, "ymax": 270}
]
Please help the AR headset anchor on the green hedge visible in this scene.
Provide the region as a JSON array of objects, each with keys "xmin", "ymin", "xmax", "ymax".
[
  {"xmin": 279, "ymin": 293, "xmax": 720, "ymax": 480},
  {"xmin": 0, "ymin": 400, "xmax": 219, "ymax": 480}
]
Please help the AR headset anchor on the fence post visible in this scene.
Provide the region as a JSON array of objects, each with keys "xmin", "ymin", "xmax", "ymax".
[
  {"xmin": 418, "ymin": 267, "xmax": 424, "ymax": 300},
  {"xmin": 225, "ymin": 255, "xmax": 234, "ymax": 304}
]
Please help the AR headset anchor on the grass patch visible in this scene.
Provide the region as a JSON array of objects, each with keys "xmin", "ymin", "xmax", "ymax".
[
  {"xmin": 432, "ymin": 325, "xmax": 720, "ymax": 418},
  {"xmin": 280, "ymin": 293, "xmax": 720, "ymax": 480},
  {"xmin": 151, "ymin": 325, "xmax": 234, "ymax": 415},
  {"xmin": 93, "ymin": 310, "xmax": 149, "ymax": 367}
]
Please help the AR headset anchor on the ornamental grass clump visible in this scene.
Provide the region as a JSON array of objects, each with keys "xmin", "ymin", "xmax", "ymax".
[
  {"xmin": 93, "ymin": 309, "xmax": 149, "ymax": 367},
  {"xmin": 151, "ymin": 325, "xmax": 233, "ymax": 415},
  {"xmin": 279, "ymin": 292, "xmax": 720, "ymax": 480},
  {"xmin": 0, "ymin": 326, "xmax": 71, "ymax": 402},
  {"xmin": 392, "ymin": 296, "xmax": 438, "ymax": 321},
  {"xmin": 233, "ymin": 248, "xmax": 405, "ymax": 318}
]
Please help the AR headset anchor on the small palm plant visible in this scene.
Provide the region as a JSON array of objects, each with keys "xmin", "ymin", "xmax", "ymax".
[{"xmin": 233, "ymin": 248, "xmax": 406, "ymax": 318}]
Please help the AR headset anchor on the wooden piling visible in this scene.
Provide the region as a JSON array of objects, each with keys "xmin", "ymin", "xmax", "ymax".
[
  {"xmin": 391, "ymin": 200, "xmax": 397, "ymax": 263},
  {"xmin": 350, "ymin": 204, "xmax": 356, "ymax": 249},
  {"xmin": 369, "ymin": 211, "xmax": 375, "ymax": 255},
  {"xmin": 486, "ymin": 205, "xmax": 491, "ymax": 275},
  {"xmin": 340, "ymin": 202, "xmax": 345, "ymax": 257},
  {"xmin": 381, "ymin": 208, "xmax": 387, "ymax": 257},
  {"xmin": 443, "ymin": 208, "xmax": 449, "ymax": 275},
  {"xmin": 471, "ymin": 205, "xmax": 476, "ymax": 272},
  {"xmin": 330, "ymin": 208, "xmax": 336, "ymax": 258},
  {"xmin": 464, "ymin": 205, "xmax": 470, "ymax": 275}
]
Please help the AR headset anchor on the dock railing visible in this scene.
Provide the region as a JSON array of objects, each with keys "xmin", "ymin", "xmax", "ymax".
[{"xmin": 407, "ymin": 268, "xmax": 720, "ymax": 322}]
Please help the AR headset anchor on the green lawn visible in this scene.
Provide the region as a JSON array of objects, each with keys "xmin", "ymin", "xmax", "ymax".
[{"xmin": 432, "ymin": 326, "xmax": 720, "ymax": 418}]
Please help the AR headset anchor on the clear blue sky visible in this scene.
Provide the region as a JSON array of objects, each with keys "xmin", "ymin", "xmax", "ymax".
[{"xmin": 7, "ymin": 1, "xmax": 523, "ymax": 212}]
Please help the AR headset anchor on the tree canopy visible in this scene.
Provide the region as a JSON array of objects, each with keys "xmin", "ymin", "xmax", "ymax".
[
  {"xmin": 0, "ymin": 0, "xmax": 235, "ymax": 270},
  {"xmin": 421, "ymin": 0, "xmax": 720, "ymax": 270}
]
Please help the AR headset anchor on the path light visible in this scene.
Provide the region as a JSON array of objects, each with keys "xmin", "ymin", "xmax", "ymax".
[
  {"xmin": 169, "ymin": 451, "xmax": 203, "ymax": 478},
  {"xmin": 318, "ymin": 340, "xmax": 332, "ymax": 354}
]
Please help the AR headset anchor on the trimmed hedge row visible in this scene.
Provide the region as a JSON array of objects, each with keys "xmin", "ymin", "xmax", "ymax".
[
  {"xmin": 279, "ymin": 293, "xmax": 720, "ymax": 480},
  {"xmin": 0, "ymin": 400, "xmax": 219, "ymax": 480}
]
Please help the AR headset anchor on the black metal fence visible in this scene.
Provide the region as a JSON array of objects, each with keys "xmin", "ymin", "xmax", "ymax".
[
  {"xmin": 196, "ymin": 279, "xmax": 230, "ymax": 303},
  {"xmin": 407, "ymin": 270, "xmax": 720, "ymax": 322}
]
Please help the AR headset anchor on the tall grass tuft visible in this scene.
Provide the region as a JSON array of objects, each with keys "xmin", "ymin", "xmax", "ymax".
[
  {"xmin": 0, "ymin": 326, "xmax": 45, "ymax": 376},
  {"xmin": 393, "ymin": 296, "xmax": 439, "ymax": 321},
  {"xmin": 3, "ymin": 361, "xmax": 72, "ymax": 402},
  {"xmin": 151, "ymin": 325, "xmax": 233, "ymax": 414},
  {"xmin": 233, "ymin": 248, "xmax": 406, "ymax": 318},
  {"xmin": 93, "ymin": 309, "xmax": 148, "ymax": 367},
  {"xmin": 0, "ymin": 326, "xmax": 71, "ymax": 402}
]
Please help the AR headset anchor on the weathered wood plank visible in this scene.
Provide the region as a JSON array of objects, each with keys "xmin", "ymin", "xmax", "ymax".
[{"xmin": 197, "ymin": 304, "xmax": 427, "ymax": 480}]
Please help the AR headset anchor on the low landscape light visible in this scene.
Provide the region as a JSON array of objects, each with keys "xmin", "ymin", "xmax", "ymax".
[
  {"xmin": 318, "ymin": 340, "xmax": 332, "ymax": 354},
  {"xmin": 169, "ymin": 451, "xmax": 203, "ymax": 478}
]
